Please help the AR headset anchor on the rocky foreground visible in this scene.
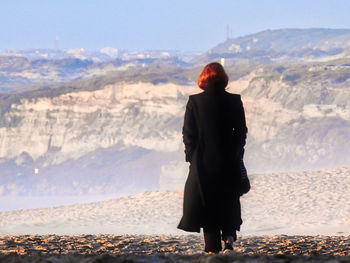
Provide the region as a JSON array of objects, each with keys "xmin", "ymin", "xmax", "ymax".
[{"xmin": 0, "ymin": 235, "xmax": 349, "ymax": 262}]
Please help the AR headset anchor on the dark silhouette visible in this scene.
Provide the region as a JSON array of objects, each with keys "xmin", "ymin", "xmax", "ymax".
[{"xmin": 177, "ymin": 62, "xmax": 248, "ymax": 254}]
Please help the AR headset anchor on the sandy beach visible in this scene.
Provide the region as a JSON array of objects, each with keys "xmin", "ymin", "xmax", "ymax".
[
  {"xmin": 1, "ymin": 167, "xmax": 349, "ymax": 236},
  {"xmin": 1, "ymin": 168, "xmax": 349, "ymax": 262},
  {"xmin": 0, "ymin": 234, "xmax": 349, "ymax": 262}
]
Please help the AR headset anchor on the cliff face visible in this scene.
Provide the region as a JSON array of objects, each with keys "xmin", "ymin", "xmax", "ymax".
[
  {"xmin": 240, "ymin": 64, "xmax": 350, "ymax": 171},
  {"xmin": 1, "ymin": 62, "xmax": 350, "ymax": 195},
  {"xmin": 0, "ymin": 82, "xmax": 197, "ymax": 196},
  {"xmin": 0, "ymin": 82, "xmax": 196, "ymax": 164}
]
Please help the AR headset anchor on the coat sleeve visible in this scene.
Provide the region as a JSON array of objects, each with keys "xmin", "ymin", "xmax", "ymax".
[
  {"xmin": 182, "ymin": 97, "xmax": 198, "ymax": 162},
  {"xmin": 233, "ymin": 95, "xmax": 248, "ymax": 158}
]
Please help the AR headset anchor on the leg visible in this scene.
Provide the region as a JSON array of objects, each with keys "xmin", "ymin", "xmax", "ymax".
[
  {"xmin": 203, "ymin": 227, "xmax": 222, "ymax": 253},
  {"xmin": 222, "ymin": 229, "xmax": 237, "ymax": 250}
]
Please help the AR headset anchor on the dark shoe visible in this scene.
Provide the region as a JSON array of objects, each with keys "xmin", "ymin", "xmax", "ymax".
[
  {"xmin": 224, "ymin": 241, "xmax": 233, "ymax": 250},
  {"xmin": 223, "ymin": 232, "xmax": 237, "ymax": 250}
]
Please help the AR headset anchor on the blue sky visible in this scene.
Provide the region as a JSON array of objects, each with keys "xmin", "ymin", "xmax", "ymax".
[{"xmin": 1, "ymin": 0, "xmax": 350, "ymax": 52}]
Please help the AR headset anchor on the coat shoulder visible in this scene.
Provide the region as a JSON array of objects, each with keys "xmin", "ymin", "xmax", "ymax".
[
  {"xmin": 188, "ymin": 92, "xmax": 205, "ymax": 105},
  {"xmin": 225, "ymin": 92, "xmax": 241, "ymax": 100},
  {"xmin": 189, "ymin": 92, "xmax": 204, "ymax": 99},
  {"xmin": 225, "ymin": 93, "xmax": 243, "ymax": 106}
]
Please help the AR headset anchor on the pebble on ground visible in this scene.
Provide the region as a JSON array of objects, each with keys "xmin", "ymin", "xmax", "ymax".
[{"xmin": 0, "ymin": 235, "xmax": 349, "ymax": 262}]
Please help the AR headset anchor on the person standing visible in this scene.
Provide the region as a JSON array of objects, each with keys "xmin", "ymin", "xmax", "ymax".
[{"xmin": 178, "ymin": 62, "xmax": 248, "ymax": 254}]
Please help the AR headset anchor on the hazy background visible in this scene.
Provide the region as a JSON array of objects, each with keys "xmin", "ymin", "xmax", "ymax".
[{"xmin": 1, "ymin": 0, "xmax": 350, "ymax": 212}]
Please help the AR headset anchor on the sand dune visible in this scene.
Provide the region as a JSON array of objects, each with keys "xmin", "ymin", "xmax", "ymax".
[{"xmin": 0, "ymin": 167, "xmax": 349, "ymax": 235}]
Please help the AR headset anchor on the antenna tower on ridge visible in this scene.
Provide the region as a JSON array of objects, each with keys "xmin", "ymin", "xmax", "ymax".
[
  {"xmin": 226, "ymin": 24, "xmax": 230, "ymax": 40},
  {"xmin": 54, "ymin": 36, "xmax": 59, "ymax": 50}
]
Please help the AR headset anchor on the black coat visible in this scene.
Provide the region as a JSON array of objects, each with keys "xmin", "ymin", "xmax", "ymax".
[{"xmin": 177, "ymin": 85, "xmax": 248, "ymax": 233}]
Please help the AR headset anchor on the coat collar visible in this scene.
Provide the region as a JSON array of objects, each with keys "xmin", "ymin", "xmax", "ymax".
[{"xmin": 204, "ymin": 83, "xmax": 226, "ymax": 94}]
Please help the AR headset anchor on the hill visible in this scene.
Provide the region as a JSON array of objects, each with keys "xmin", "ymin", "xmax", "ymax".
[{"xmin": 196, "ymin": 28, "xmax": 350, "ymax": 64}]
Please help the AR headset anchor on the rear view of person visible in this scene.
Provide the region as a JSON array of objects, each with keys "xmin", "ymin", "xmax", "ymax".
[{"xmin": 178, "ymin": 62, "xmax": 248, "ymax": 254}]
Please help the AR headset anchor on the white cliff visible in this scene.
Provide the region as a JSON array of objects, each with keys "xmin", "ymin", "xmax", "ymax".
[
  {"xmin": 1, "ymin": 63, "xmax": 350, "ymax": 196},
  {"xmin": 0, "ymin": 82, "xmax": 197, "ymax": 164}
]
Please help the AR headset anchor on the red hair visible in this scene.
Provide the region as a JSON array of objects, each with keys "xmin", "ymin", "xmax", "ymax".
[{"xmin": 198, "ymin": 62, "xmax": 229, "ymax": 90}]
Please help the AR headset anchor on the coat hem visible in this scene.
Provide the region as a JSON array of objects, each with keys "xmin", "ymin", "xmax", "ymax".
[{"xmin": 177, "ymin": 225, "xmax": 201, "ymax": 233}]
